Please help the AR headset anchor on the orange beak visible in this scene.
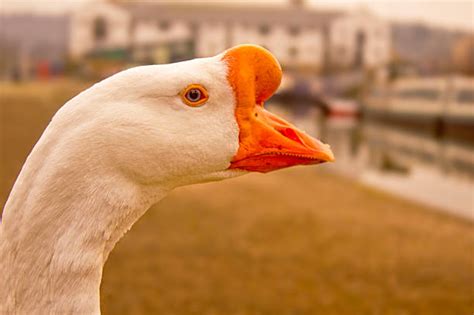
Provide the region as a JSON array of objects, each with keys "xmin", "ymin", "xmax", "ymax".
[{"xmin": 223, "ymin": 45, "xmax": 335, "ymax": 173}]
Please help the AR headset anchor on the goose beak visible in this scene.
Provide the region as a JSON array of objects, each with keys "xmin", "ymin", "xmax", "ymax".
[{"xmin": 223, "ymin": 45, "xmax": 334, "ymax": 173}]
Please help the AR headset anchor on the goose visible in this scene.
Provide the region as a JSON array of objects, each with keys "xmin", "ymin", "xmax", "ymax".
[{"xmin": 0, "ymin": 45, "xmax": 334, "ymax": 314}]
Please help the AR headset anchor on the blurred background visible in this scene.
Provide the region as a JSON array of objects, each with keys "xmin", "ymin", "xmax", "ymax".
[{"xmin": 0, "ymin": 0, "xmax": 473, "ymax": 314}]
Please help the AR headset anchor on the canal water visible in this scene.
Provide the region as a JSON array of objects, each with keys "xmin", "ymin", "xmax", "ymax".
[{"xmin": 267, "ymin": 102, "xmax": 474, "ymax": 221}]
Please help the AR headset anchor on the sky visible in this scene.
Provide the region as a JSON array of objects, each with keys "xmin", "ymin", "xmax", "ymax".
[{"xmin": 1, "ymin": 0, "xmax": 473, "ymax": 31}]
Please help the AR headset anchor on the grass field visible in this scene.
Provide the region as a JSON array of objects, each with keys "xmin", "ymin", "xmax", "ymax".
[{"xmin": 1, "ymin": 80, "xmax": 473, "ymax": 315}]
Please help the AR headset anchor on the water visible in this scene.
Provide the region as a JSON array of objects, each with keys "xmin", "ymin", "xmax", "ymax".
[{"xmin": 267, "ymin": 102, "xmax": 474, "ymax": 220}]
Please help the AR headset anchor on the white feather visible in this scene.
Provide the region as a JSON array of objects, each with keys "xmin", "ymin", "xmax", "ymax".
[{"xmin": 0, "ymin": 54, "xmax": 244, "ymax": 314}]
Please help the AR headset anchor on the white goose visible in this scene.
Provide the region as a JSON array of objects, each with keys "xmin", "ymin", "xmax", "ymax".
[{"xmin": 0, "ymin": 45, "xmax": 334, "ymax": 314}]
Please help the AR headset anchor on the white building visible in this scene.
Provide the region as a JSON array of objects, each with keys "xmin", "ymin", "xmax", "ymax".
[
  {"xmin": 68, "ymin": 1, "xmax": 391, "ymax": 72},
  {"xmin": 0, "ymin": 1, "xmax": 391, "ymax": 77},
  {"xmin": 69, "ymin": 3, "xmax": 131, "ymax": 59}
]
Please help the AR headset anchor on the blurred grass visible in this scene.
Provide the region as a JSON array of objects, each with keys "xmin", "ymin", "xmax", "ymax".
[{"xmin": 1, "ymin": 80, "xmax": 473, "ymax": 315}]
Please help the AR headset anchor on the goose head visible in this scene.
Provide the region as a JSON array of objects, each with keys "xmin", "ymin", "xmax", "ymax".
[
  {"xmin": 53, "ymin": 45, "xmax": 333, "ymax": 190},
  {"xmin": 0, "ymin": 45, "xmax": 335, "ymax": 314}
]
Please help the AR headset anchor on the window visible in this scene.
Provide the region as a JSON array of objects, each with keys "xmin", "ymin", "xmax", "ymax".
[
  {"xmin": 158, "ymin": 21, "xmax": 170, "ymax": 31},
  {"xmin": 259, "ymin": 24, "xmax": 270, "ymax": 35},
  {"xmin": 93, "ymin": 17, "xmax": 107, "ymax": 41},
  {"xmin": 289, "ymin": 46, "xmax": 298, "ymax": 58},
  {"xmin": 289, "ymin": 26, "xmax": 300, "ymax": 36}
]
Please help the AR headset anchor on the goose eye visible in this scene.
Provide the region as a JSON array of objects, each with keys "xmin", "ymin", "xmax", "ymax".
[
  {"xmin": 187, "ymin": 89, "xmax": 201, "ymax": 101},
  {"xmin": 181, "ymin": 84, "xmax": 209, "ymax": 107}
]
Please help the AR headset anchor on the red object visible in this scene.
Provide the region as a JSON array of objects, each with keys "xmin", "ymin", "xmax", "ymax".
[
  {"xmin": 37, "ymin": 61, "xmax": 50, "ymax": 80},
  {"xmin": 327, "ymin": 99, "xmax": 359, "ymax": 117}
]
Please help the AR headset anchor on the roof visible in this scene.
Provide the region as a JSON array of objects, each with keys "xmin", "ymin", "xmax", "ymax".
[{"xmin": 121, "ymin": 3, "xmax": 343, "ymax": 28}]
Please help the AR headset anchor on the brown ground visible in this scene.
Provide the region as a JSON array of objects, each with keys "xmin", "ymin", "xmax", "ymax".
[{"xmin": 1, "ymin": 80, "xmax": 473, "ymax": 315}]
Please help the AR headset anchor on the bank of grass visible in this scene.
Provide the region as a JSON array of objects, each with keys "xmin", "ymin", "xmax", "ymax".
[{"xmin": 1, "ymin": 80, "xmax": 473, "ymax": 315}]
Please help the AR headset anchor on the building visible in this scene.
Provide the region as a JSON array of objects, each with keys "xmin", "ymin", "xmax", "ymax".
[
  {"xmin": 452, "ymin": 35, "xmax": 474, "ymax": 75},
  {"xmin": 0, "ymin": 14, "xmax": 69, "ymax": 79},
  {"xmin": 0, "ymin": 1, "xmax": 391, "ymax": 78},
  {"xmin": 391, "ymin": 22, "xmax": 467, "ymax": 75},
  {"xmin": 70, "ymin": 1, "xmax": 390, "ymax": 73}
]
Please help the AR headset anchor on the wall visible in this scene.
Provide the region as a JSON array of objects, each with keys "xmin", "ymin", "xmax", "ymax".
[
  {"xmin": 69, "ymin": 2, "xmax": 131, "ymax": 59},
  {"xmin": 329, "ymin": 11, "xmax": 390, "ymax": 69}
]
